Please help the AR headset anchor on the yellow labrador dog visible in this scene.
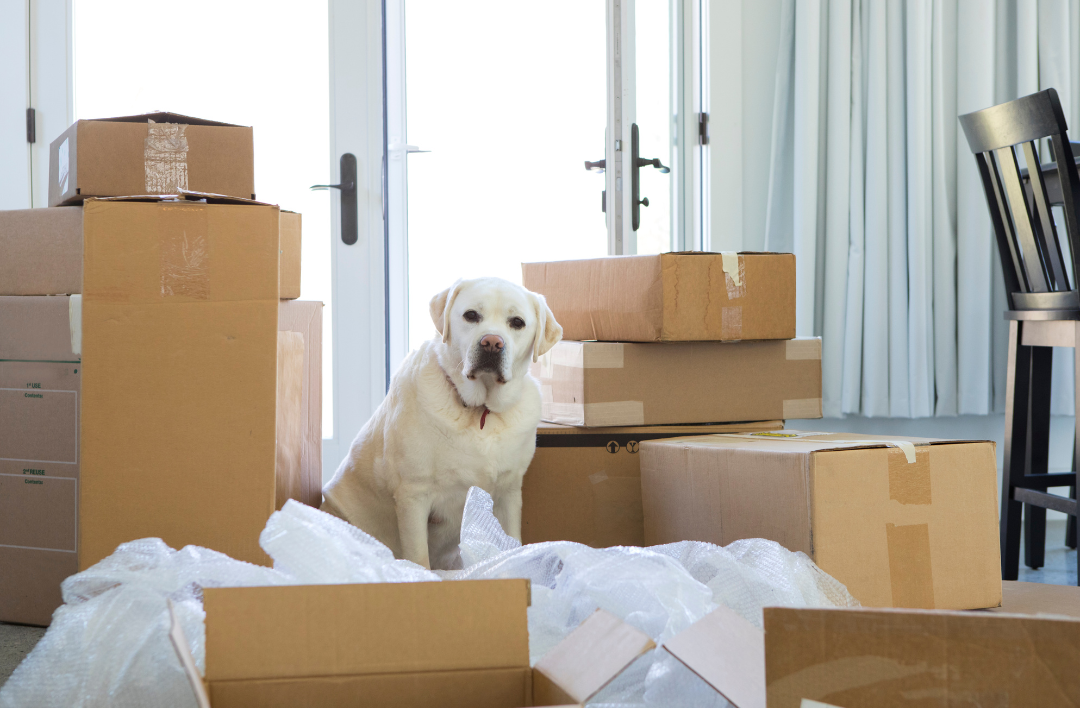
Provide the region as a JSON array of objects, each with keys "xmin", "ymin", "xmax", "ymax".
[{"xmin": 321, "ymin": 277, "xmax": 562, "ymax": 569}]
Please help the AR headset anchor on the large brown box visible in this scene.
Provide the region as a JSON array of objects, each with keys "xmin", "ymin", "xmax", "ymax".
[
  {"xmin": 174, "ymin": 580, "xmax": 655, "ymax": 708},
  {"xmin": 277, "ymin": 300, "xmax": 323, "ymax": 509},
  {"xmin": 640, "ymin": 431, "xmax": 1001, "ymax": 610},
  {"xmin": 79, "ymin": 195, "xmax": 292, "ymax": 570},
  {"xmin": 662, "ymin": 582, "xmax": 1080, "ymax": 708},
  {"xmin": 0, "ymin": 205, "xmax": 300, "ymax": 299},
  {"xmin": 0, "ymin": 295, "xmax": 80, "ymax": 625},
  {"xmin": 533, "ymin": 338, "xmax": 822, "ymax": 427},
  {"xmin": 524, "ymin": 421, "xmax": 783, "ymax": 547},
  {"xmin": 49, "ymin": 112, "xmax": 255, "ymax": 206},
  {"xmin": 522, "ymin": 252, "xmax": 796, "ymax": 342}
]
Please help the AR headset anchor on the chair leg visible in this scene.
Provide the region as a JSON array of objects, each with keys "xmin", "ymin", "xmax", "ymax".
[
  {"xmin": 1067, "ymin": 485, "xmax": 1078, "ymax": 549},
  {"xmin": 1002, "ymin": 321, "xmax": 1031, "ymax": 581},
  {"xmin": 1024, "ymin": 347, "xmax": 1053, "ymax": 569},
  {"xmin": 1075, "ymin": 335, "xmax": 1080, "ymax": 586}
]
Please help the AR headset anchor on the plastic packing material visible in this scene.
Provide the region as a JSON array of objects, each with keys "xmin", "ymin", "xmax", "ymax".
[{"xmin": 1, "ymin": 492, "xmax": 858, "ymax": 708}]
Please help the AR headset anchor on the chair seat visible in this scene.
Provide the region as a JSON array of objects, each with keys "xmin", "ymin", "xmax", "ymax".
[{"xmin": 1006, "ymin": 309, "xmax": 1080, "ymax": 321}]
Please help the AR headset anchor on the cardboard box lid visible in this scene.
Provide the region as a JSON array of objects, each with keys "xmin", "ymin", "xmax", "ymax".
[
  {"xmin": 87, "ymin": 111, "xmax": 246, "ymax": 128},
  {"xmin": 202, "ymin": 580, "xmax": 531, "ymax": 682},
  {"xmin": 663, "ymin": 605, "xmax": 765, "ymax": 708},
  {"xmin": 646, "ymin": 430, "xmax": 992, "ymax": 457}
]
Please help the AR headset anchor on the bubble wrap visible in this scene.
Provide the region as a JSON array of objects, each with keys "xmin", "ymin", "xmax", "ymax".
[{"xmin": 1, "ymin": 491, "xmax": 857, "ymax": 707}]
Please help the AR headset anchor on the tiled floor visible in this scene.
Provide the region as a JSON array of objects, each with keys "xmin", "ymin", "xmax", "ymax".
[{"xmin": 1, "ymin": 521, "xmax": 1077, "ymax": 690}]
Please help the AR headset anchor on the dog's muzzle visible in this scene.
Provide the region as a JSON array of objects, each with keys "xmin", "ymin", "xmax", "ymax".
[{"xmin": 467, "ymin": 347, "xmax": 506, "ymax": 383}]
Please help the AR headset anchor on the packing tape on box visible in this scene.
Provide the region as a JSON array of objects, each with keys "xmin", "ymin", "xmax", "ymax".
[
  {"xmin": 886, "ymin": 521, "xmax": 935, "ymax": 608},
  {"xmin": 782, "ymin": 398, "xmax": 823, "ymax": 419},
  {"xmin": 145, "ymin": 120, "xmax": 190, "ymax": 194},
  {"xmin": 68, "ymin": 295, "xmax": 82, "ymax": 356},
  {"xmin": 720, "ymin": 251, "xmax": 743, "ymax": 290},
  {"xmin": 159, "ymin": 203, "xmax": 210, "ymax": 299},
  {"xmin": 721, "ymin": 306, "xmax": 742, "ymax": 340},
  {"xmin": 540, "ymin": 344, "xmax": 626, "ymax": 374},
  {"xmin": 785, "ymin": 339, "xmax": 822, "ymax": 360}
]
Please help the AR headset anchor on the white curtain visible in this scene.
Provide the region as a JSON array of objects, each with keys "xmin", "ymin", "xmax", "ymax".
[{"xmin": 764, "ymin": 0, "xmax": 1080, "ymax": 418}]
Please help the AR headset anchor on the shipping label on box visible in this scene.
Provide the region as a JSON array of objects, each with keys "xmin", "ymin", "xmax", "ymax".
[
  {"xmin": 49, "ymin": 112, "xmax": 255, "ymax": 206},
  {"xmin": 533, "ymin": 338, "xmax": 821, "ymax": 427},
  {"xmin": 524, "ymin": 421, "xmax": 783, "ymax": 547},
  {"xmin": 522, "ymin": 252, "xmax": 796, "ymax": 342},
  {"xmin": 640, "ymin": 431, "xmax": 1001, "ymax": 610}
]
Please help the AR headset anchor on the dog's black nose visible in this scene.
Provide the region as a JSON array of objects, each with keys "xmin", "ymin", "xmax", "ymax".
[{"xmin": 480, "ymin": 334, "xmax": 504, "ymax": 353}]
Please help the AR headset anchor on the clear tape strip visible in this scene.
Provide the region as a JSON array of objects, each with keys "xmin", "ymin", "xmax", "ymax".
[{"xmin": 145, "ymin": 120, "xmax": 190, "ymax": 194}]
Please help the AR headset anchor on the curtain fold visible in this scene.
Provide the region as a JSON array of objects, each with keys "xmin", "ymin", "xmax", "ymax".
[{"xmin": 765, "ymin": 0, "xmax": 1080, "ymax": 417}]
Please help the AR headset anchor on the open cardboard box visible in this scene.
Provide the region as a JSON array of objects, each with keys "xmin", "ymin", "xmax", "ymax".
[
  {"xmin": 170, "ymin": 579, "xmax": 655, "ymax": 708},
  {"xmin": 170, "ymin": 580, "xmax": 1079, "ymax": 708}
]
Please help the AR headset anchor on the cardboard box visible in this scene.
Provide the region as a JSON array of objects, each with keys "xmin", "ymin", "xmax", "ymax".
[
  {"xmin": 0, "ymin": 205, "xmax": 301, "ymax": 299},
  {"xmin": 48, "ymin": 112, "xmax": 255, "ymax": 207},
  {"xmin": 78, "ymin": 195, "xmax": 291, "ymax": 570},
  {"xmin": 0, "ymin": 295, "xmax": 80, "ymax": 625},
  {"xmin": 171, "ymin": 579, "xmax": 655, "ymax": 708},
  {"xmin": 640, "ymin": 431, "xmax": 1001, "ymax": 610},
  {"xmin": 524, "ymin": 421, "xmax": 783, "ymax": 547},
  {"xmin": 522, "ymin": 252, "xmax": 796, "ymax": 342},
  {"xmin": 278, "ymin": 211, "xmax": 301, "ymax": 300},
  {"xmin": 277, "ymin": 300, "xmax": 322, "ymax": 508},
  {"xmin": 662, "ymin": 584, "xmax": 1080, "ymax": 708},
  {"xmin": 533, "ymin": 338, "xmax": 822, "ymax": 427}
]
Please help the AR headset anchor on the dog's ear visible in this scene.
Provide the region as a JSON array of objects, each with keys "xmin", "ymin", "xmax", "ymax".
[
  {"xmin": 531, "ymin": 292, "xmax": 563, "ymax": 363},
  {"xmin": 429, "ymin": 281, "xmax": 463, "ymax": 344}
]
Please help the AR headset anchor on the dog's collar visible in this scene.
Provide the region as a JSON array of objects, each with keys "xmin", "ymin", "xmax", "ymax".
[{"xmin": 441, "ymin": 366, "xmax": 491, "ymax": 430}]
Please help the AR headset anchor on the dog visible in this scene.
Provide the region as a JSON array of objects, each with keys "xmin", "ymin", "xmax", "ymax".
[{"xmin": 321, "ymin": 277, "xmax": 562, "ymax": 569}]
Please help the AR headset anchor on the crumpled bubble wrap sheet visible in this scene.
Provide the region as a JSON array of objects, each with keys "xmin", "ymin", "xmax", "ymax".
[{"xmin": 1, "ymin": 490, "xmax": 857, "ymax": 708}]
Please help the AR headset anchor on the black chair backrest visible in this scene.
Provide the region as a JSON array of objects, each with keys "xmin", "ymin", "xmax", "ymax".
[{"xmin": 960, "ymin": 88, "xmax": 1080, "ymax": 310}]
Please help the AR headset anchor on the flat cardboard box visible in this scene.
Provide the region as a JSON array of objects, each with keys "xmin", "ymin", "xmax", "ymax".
[
  {"xmin": 533, "ymin": 338, "xmax": 822, "ymax": 427},
  {"xmin": 987, "ymin": 579, "xmax": 1080, "ymax": 618},
  {"xmin": 663, "ymin": 585, "xmax": 1080, "ymax": 708},
  {"xmin": 524, "ymin": 421, "xmax": 783, "ymax": 547},
  {"xmin": 0, "ymin": 295, "xmax": 80, "ymax": 625},
  {"xmin": 49, "ymin": 112, "xmax": 255, "ymax": 206},
  {"xmin": 277, "ymin": 300, "xmax": 322, "ymax": 508},
  {"xmin": 172, "ymin": 579, "xmax": 655, "ymax": 708},
  {"xmin": 522, "ymin": 252, "xmax": 796, "ymax": 342},
  {"xmin": 79, "ymin": 195, "xmax": 280, "ymax": 569},
  {"xmin": 640, "ymin": 431, "xmax": 1001, "ymax": 610},
  {"xmin": 0, "ymin": 205, "xmax": 300, "ymax": 299}
]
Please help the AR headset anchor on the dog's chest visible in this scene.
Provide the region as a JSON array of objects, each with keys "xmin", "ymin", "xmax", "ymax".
[{"xmin": 431, "ymin": 423, "xmax": 532, "ymax": 484}]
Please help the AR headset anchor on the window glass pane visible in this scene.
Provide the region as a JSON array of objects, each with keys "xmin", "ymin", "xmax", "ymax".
[
  {"xmin": 404, "ymin": 0, "xmax": 607, "ymax": 350},
  {"xmin": 73, "ymin": 0, "xmax": 334, "ymax": 437}
]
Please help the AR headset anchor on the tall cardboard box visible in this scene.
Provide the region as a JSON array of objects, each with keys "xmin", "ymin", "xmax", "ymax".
[
  {"xmin": 276, "ymin": 300, "xmax": 323, "ymax": 509},
  {"xmin": 49, "ymin": 113, "xmax": 255, "ymax": 206},
  {"xmin": 0, "ymin": 296, "xmax": 80, "ymax": 625},
  {"xmin": 522, "ymin": 252, "xmax": 796, "ymax": 342},
  {"xmin": 524, "ymin": 421, "xmax": 783, "ymax": 547},
  {"xmin": 534, "ymin": 338, "xmax": 822, "ymax": 427},
  {"xmin": 640, "ymin": 431, "xmax": 1001, "ymax": 610},
  {"xmin": 0, "ymin": 205, "xmax": 301, "ymax": 299},
  {"xmin": 79, "ymin": 195, "xmax": 280, "ymax": 569}
]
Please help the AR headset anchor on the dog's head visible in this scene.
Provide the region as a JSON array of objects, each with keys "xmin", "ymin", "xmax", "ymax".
[{"xmin": 430, "ymin": 277, "xmax": 561, "ymax": 387}]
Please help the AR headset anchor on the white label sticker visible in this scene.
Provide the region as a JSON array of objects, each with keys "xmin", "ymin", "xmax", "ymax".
[{"xmin": 57, "ymin": 138, "xmax": 70, "ymax": 193}]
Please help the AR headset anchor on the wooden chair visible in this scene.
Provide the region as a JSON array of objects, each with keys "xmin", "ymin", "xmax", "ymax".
[{"xmin": 959, "ymin": 88, "xmax": 1080, "ymax": 583}]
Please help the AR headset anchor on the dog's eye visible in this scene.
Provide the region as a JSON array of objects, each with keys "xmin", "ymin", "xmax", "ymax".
[
  {"xmin": 509, "ymin": 317, "xmax": 526, "ymax": 330},
  {"xmin": 463, "ymin": 310, "xmax": 481, "ymax": 323}
]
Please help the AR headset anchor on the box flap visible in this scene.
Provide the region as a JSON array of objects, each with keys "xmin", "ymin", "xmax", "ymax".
[
  {"xmin": 648, "ymin": 430, "xmax": 992, "ymax": 457},
  {"xmin": 986, "ymin": 580, "xmax": 1080, "ymax": 619},
  {"xmin": 537, "ymin": 421, "xmax": 784, "ymax": 436},
  {"xmin": 89, "ymin": 111, "xmax": 245, "ymax": 127},
  {"xmin": 168, "ymin": 600, "xmax": 211, "ymax": 708},
  {"xmin": 533, "ymin": 609, "xmax": 655, "ymax": 704},
  {"xmin": 664, "ymin": 605, "xmax": 765, "ymax": 708},
  {"xmin": 204, "ymin": 580, "xmax": 530, "ymax": 682},
  {"xmin": 87, "ymin": 191, "xmax": 272, "ymax": 207}
]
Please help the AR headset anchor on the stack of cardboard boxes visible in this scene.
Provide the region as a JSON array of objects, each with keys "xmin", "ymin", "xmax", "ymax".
[
  {"xmin": 522, "ymin": 252, "xmax": 1003, "ymax": 614},
  {"xmin": 0, "ymin": 112, "xmax": 323, "ymax": 625}
]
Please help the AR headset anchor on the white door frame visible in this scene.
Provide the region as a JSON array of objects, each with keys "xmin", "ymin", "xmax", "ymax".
[{"xmin": 322, "ymin": 0, "xmax": 389, "ymax": 480}]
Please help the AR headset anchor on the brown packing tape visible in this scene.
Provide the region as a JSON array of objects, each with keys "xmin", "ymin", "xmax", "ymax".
[
  {"xmin": 583, "ymin": 401, "xmax": 645, "ymax": 426},
  {"xmin": 785, "ymin": 339, "xmax": 821, "ymax": 360},
  {"xmin": 159, "ymin": 203, "xmax": 209, "ymax": 299},
  {"xmin": 886, "ymin": 522, "xmax": 935, "ymax": 608},
  {"xmin": 145, "ymin": 120, "xmax": 190, "ymax": 193},
  {"xmin": 888, "ymin": 446, "xmax": 931, "ymax": 505},
  {"xmin": 782, "ymin": 398, "xmax": 822, "ymax": 419}
]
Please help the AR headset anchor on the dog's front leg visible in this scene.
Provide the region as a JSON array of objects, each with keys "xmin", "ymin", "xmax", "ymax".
[
  {"xmin": 492, "ymin": 479, "xmax": 523, "ymax": 542},
  {"xmin": 394, "ymin": 488, "xmax": 433, "ymax": 568}
]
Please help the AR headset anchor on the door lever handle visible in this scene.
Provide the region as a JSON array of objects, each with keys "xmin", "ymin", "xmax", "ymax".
[
  {"xmin": 585, "ymin": 159, "xmax": 606, "ymax": 173},
  {"xmin": 311, "ymin": 153, "xmax": 358, "ymax": 245}
]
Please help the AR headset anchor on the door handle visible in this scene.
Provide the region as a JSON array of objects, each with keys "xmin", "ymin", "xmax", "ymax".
[
  {"xmin": 631, "ymin": 124, "xmax": 669, "ymax": 231},
  {"xmin": 311, "ymin": 153, "xmax": 358, "ymax": 245}
]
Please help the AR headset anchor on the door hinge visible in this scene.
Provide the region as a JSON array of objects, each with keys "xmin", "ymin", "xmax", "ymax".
[
  {"xmin": 698, "ymin": 112, "xmax": 709, "ymax": 146},
  {"xmin": 26, "ymin": 108, "xmax": 36, "ymax": 144}
]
